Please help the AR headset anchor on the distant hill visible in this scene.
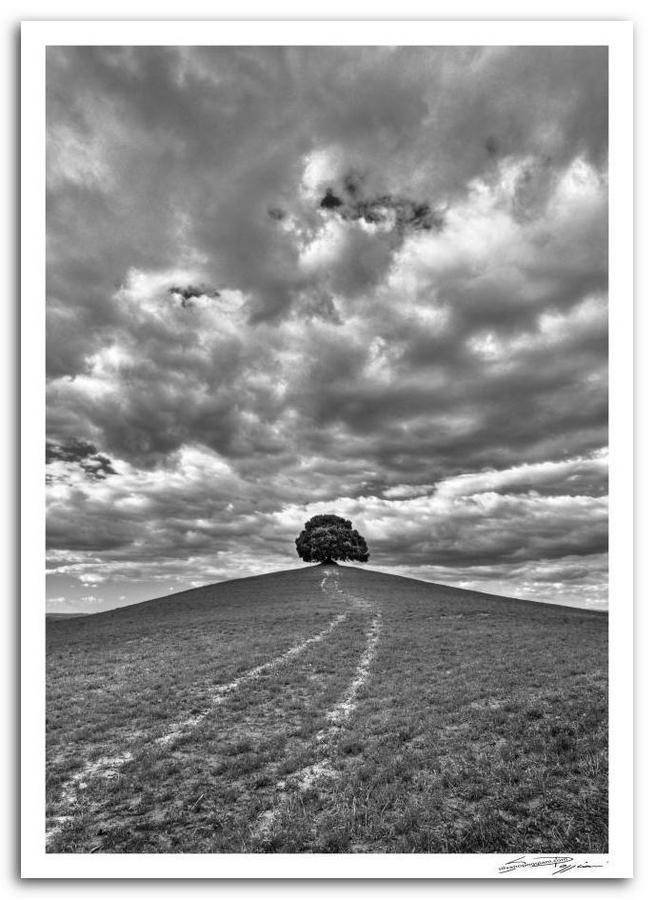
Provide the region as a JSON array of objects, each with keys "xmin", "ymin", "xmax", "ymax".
[
  {"xmin": 46, "ymin": 564, "xmax": 607, "ymax": 854},
  {"xmin": 45, "ymin": 612, "xmax": 89, "ymax": 620}
]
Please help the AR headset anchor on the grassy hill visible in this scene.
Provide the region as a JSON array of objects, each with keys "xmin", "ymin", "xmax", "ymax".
[{"xmin": 46, "ymin": 564, "xmax": 608, "ymax": 854}]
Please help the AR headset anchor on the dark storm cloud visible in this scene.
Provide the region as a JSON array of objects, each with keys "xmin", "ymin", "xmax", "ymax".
[
  {"xmin": 319, "ymin": 174, "xmax": 443, "ymax": 233},
  {"xmin": 168, "ymin": 284, "xmax": 221, "ymax": 309},
  {"xmin": 45, "ymin": 45, "xmax": 608, "ymax": 607},
  {"xmin": 46, "ymin": 439, "xmax": 117, "ymax": 481}
]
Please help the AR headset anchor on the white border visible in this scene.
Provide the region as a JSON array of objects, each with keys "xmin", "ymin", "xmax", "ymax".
[
  {"xmin": 21, "ymin": 19, "xmax": 633, "ymax": 879},
  {"xmin": 606, "ymin": 20, "xmax": 634, "ymax": 884},
  {"xmin": 19, "ymin": 18, "xmax": 636, "ymax": 45}
]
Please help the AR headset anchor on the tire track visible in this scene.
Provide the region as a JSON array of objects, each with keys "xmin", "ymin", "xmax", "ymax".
[
  {"xmin": 322, "ymin": 610, "xmax": 382, "ymax": 732},
  {"xmin": 252, "ymin": 579, "xmax": 382, "ymax": 847},
  {"xmin": 46, "ymin": 607, "xmax": 349, "ymax": 847}
]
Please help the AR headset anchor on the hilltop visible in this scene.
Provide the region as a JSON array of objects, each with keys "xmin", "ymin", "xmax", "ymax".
[
  {"xmin": 46, "ymin": 564, "xmax": 603, "ymax": 633},
  {"xmin": 46, "ymin": 564, "xmax": 607, "ymax": 854}
]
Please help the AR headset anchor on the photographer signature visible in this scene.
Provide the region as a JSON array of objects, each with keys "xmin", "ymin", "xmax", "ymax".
[{"xmin": 498, "ymin": 855, "xmax": 605, "ymax": 876}]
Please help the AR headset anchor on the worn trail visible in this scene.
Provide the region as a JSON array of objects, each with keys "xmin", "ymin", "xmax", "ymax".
[
  {"xmin": 46, "ymin": 603, "xmax": 349, "ymax": 846},
  {"xmin": 252, "ymin": 568, "xmax": 383, "ymax": 846}
]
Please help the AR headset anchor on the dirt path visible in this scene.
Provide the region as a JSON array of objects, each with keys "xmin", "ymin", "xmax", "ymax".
[
  {"xmin": 252, "ymin": 571, "xmax": 383, "ymax": 846},
  {"xmin": 46, "ymin": 603, "xmax": 350, "ymax": 847}
]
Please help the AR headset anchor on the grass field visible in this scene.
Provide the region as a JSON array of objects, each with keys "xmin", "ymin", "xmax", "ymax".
[{"xmin": 46, "ymin": 564, "xmax": 608, "ymax": 854}]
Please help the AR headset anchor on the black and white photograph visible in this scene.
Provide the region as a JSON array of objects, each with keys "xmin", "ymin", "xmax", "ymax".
[{"xmin": 19, "ymin": 19, "xmax": 633, "ymax": 879}]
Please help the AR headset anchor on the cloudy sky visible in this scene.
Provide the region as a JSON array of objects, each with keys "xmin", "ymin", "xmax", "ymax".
[{"xmin": 45, "ymin": 46, "xmax": 608, "ymax": 612}]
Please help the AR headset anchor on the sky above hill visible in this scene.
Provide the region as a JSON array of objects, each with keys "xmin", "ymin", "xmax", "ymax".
[{"xmin": 45, "ymin": 46, "xmax": 608, "ymax": 612}]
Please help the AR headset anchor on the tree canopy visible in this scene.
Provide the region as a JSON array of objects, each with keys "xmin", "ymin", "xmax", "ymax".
[{"xmin": 295, "ymin": 514, "xmax": 369, "ymax": 565}]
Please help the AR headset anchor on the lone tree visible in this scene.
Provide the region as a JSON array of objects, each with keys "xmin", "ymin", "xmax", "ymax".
[{"xmin": 295, "ymin": 514, "xmax": 369, "ymax": 565}]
